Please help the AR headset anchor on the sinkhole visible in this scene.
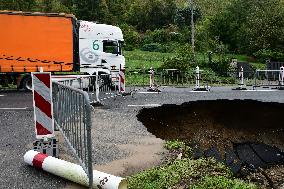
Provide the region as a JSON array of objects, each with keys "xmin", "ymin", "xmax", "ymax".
[{"xmin": 137, "ymin": 100, "xmax": 284, "ymax": 175}]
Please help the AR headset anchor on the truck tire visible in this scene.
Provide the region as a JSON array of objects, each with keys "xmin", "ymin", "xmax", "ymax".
[{"xmin": 22, "ymin": 75, "xmax": 32, "ymax": 91}]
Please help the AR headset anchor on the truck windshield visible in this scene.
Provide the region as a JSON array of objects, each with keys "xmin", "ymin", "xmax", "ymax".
[{"xmin": 103, "ymin": 40, "xmax": 122, "ymax": 55}]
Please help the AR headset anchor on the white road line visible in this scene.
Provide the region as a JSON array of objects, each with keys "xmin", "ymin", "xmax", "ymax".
[
  {"xmin": 0, "ymin": 95, "xmax": 5, "ymax": 97},
  {"xmin": 190, "ymin": 91, "xmax": 209, "ymax": 93},
  {"xmin": 128, "ymin": 104, "xmax": 161, "ymax": 107},
  {"xmin": 244, "ymin": 90, "xmax": 278, "ymax": 92},
  {"xmin": 137, "ymin": 92, "xmax": 160, "ymax": 94},
  {"xmin": 0, "ymin": 107, "xmax": 29, "ymax": 110}
]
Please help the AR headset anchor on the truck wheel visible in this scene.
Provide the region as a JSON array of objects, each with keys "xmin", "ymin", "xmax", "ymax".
[{"xmin": 22, "ymin": 76, "xmax": 32, "ymax": 91}]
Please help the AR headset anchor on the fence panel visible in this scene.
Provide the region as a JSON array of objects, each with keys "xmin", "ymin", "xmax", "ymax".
[
  {"xmin": 55, "ymin": 74, "xmax": 119, "ymax": 103},
  {"xmin": 52, "ymin": 81, "xmax": 93, "ymax": 188},
  {"xmin": 254, "ymin": 70, "xmax": 283, "ymax": 88}
]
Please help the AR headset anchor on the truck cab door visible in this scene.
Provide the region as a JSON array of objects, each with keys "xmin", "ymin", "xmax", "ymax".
[{"xmin": 79, "ymin": 39, "xmax": 103, "ymax": 74}]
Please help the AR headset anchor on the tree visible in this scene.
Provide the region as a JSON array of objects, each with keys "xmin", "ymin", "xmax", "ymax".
[
  {"xmin": 127, "ymin": 0, "xmax": 177, "ymax": 31},
  {"xmin": 208, "ymin": 0, "xmax": 284, "ymax": 55},
  {"xmin": 0, "ymin": 0, "xmax": 36, "ymax": 11},
  {"xmin": 175, "ymin": 6, "xmax": 202, "ymax": 28},
  {"xmin": 74, "ymin": 0, "xmax": 100, "ymax": 21}
]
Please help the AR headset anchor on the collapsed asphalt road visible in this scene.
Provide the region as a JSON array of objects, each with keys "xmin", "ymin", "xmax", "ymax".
[
  {"xmin": 137, "ymin": 99, "xmax": 284, "ymax": 174},
  {"xmin": 1, "ymin": 87, "xmax": 284, "ymax": 188}
]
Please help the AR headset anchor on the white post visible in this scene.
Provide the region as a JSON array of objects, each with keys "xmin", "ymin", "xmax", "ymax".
[
  {"xmin": 118, "ymin": 64, "xmax": 125, "ymax": 93},
  {"xmin": 280, "ymin": 66, "xmax": 284, "ymax": 86},
  {"xmin": 195, "ymin": 66, "xmax": 200, "ymax": 88},
  {"xmin": 239, "ymin": 66, "xmax": 244, "ymax": 87},
  {"xmin": 149, "ymin": 67, "xmax": 154, "ymax": 88},
  {"xmin": 24, "ymin": 150, "xmax": 127, "ymax": 189},
  {"xmin": 95, "ymin": 70, "xmax": 100, "ymax": 103},
  {"xmin": 39, "ymin": 67, "xmax": 43, "ymax": 72}
]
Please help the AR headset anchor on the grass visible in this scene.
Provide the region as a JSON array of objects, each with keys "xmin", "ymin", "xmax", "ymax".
[
  {"xmin": 124, "ymin": 50, "xmax": 174, "ymax": 61},
  {"xmin": 124, "ymin": 50, "xmax": 173, "ymax": 69},
  {"xmin": 127, "ymin": 158, "xmax": 257, "ymax": 189},
  {"xmin": 127, "ymin": 140, "xmax": 258, "ymax": 189},
  {"xmin": 190, "ymin": 176, "xmax": 258, "ymax": 189},
  {"xmin": 124, "ymin": 50, "xmax": 209, "ymax": 70},
  {"xmin": 124, "ymin": 50, "xmax": 266, "ymax": 70}
]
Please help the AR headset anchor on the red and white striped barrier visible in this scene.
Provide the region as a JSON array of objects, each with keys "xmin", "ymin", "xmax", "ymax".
[
  {"xmin": 32, "ymin": 72, "xmax": 54, "ymax": 139},
  {"xmin": 119, "ymin": 65, "xmax": 125, "ymax": 93},
  {"xmin": 24, "ymin": 150, "xmax": 127, "ymax": 189}
]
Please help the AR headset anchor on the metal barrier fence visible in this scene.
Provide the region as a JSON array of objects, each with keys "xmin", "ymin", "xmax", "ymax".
[
  {"xmin": 126, "ymin": 68, "xmax": 256, "ymax": 88},
  {"xmin": 52, "ymin": 81, "xmax": 93, "ymax": 188},
  {"xmin": 254, "ymin": 68, "xmax": 284, "ymax": 89},
  {"xmin": 56, "ymin": 74, "xmax": 120, "ymax": 103}
]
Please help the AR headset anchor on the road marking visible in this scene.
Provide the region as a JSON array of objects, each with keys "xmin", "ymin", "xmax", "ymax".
[
  {"xmin": 138, "ymin": 92, "xmax": 160, "ymax": 94},
  {"xmin": 0, "ymin": 95, "xmax": 5, "ymax": 97},
  {"xmin": 190, "ymin": 91, "xmax": 209, "ymax": 93},
  {"xmin": 244, "ymin": 90, "xmax": 278, "ymax": 92},
  {"xmin": 0, "ymin": 107, "xmax": 29, "ymax": 110},
  {"xmin": 128, "ymin": 104, "xmax": 161, "ymax": 107}
]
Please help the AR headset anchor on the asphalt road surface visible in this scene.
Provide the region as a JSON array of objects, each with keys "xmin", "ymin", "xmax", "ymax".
[
  {"xmin": 1, "ymin": 86, "xmax": 284, "ymax": 189},
  {"xmin": 0, "ymin": 90, "xmax": 67, "ymax": 189}
]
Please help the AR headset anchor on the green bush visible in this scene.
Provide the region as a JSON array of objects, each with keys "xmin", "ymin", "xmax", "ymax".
[
  {"xmin": 141, "ymin": 43, "xmax": 162, "ymax": 52},
  {"xmin": 160, "ymin": 44, "xmax": 196, "ymax": 71},
  {"xmin": 208, "ymin": 60, "xmax": 230, "ymax": 76},
  {"xmin": 254, "ymin": 49, "xmax": 284, "ymax": 62},
  {"xmin": 142, "ymin": 27, "xmax": 186, "ymax": 46},
  {"xmin": 119, "ymin": 24, "xmax": 141, "ymax": 50}
]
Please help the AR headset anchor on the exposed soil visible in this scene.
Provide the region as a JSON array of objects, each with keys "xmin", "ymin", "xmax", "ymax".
[{"xmin": 137, "ymin": 99, "xmax": 284, "ymax": 188}]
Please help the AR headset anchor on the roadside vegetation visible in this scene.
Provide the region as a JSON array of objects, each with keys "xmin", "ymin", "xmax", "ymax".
[
  {"xmin": 127, "ymin": 140, "xmax": 258, "ymax": 189},
  {"xmin": 2, "ymin": 0, "xmax": 283, "ymax": 65}
]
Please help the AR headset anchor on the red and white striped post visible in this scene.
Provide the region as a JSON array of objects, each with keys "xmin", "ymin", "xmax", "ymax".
[
  {"xmin": 119, "ymin": 64, "xmax": 125, "ymax": 93},
  {"xmin": 32, "ymin": 72, "xmax": 54, "ymax": 139},
  {"xmin": 24, "ymin": 150, "xmax": 127, "ymax": 189}
]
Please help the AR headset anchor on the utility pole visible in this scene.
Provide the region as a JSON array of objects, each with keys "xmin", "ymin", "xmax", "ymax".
[{"xmin": 190, "ymin": 0, "xmax": 195, "ymax": 54}]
